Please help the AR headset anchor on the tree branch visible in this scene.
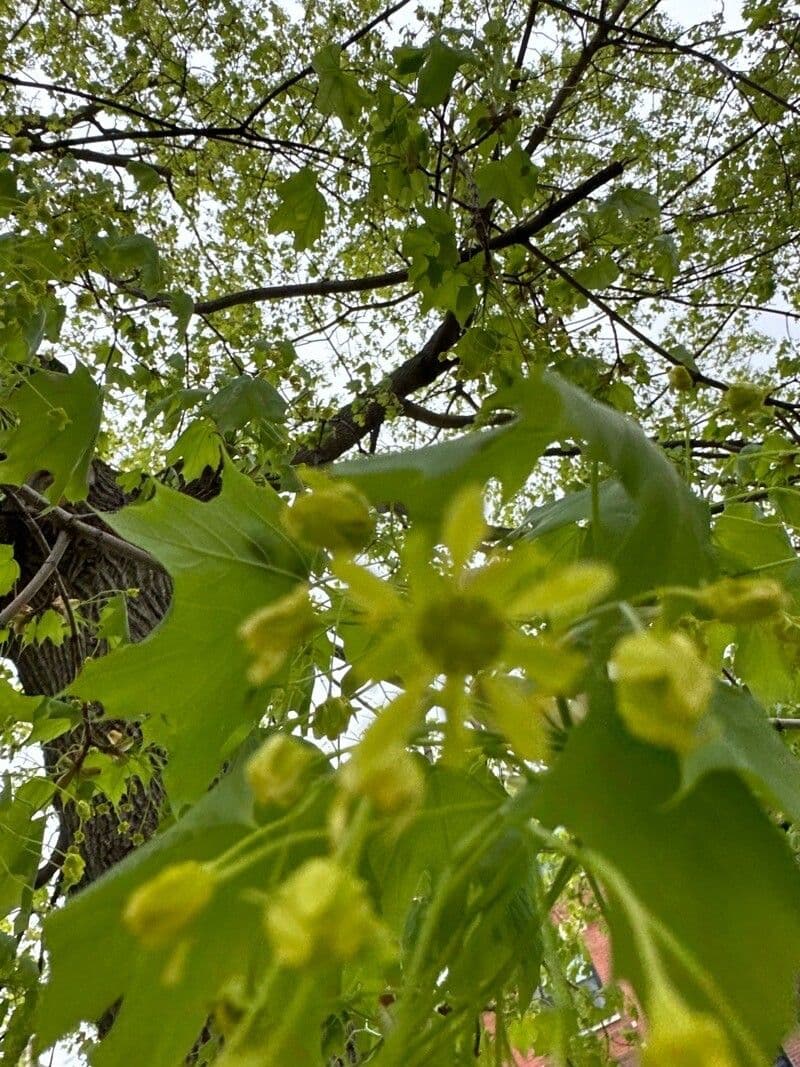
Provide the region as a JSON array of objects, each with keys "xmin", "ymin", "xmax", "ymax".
[
  {"xmin": 148, "ymin": 158, "xmax": 626, "ymax": 316},
  {"xmin": 7, "ymin": 485, "xmax": 164, "ymax": 572},
  {"xmin": 0, "ymin": 530, "xmax": 70, "ymax": 627},
  {"xmin": 240, "ymin": 0, "xmax": 415, "ymax": 128}
]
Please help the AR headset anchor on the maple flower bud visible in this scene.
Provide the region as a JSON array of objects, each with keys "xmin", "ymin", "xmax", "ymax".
[
  {"xmin": 246, "ymin": 734, "xmax": 315, "ymax": 808},
  {"xmin": 643, "ymin": 997, "xmax": 736, "ymax": 1067},
  {"xmin": 283, "ymin": 483, "xmax": 374, "ymax": 554},
  {"xmin": 700, "ymin": 576, "xmax": 786, "ymax": 623},
  {"xmin": 264, "ymin": 858, "xmax": 385, "ymax": 968},
  {"xmin": 725, "ymin": 382, "xmax": 766, "ymax": 416},
  {"xmin": 239, "ymin": 584, "xmax": 316, "ymax": 684},
  {"xmin": 123, "ymin": 861, "xmax": 216, "ymax": 950},
  {"xmin": 341, "ymin": 744, "xmax": 425, "ymax": 814},
  {"xmin": 312, "ymin": 695, "xmax": 353, "ymax": 741},
  {"xmin": 610, "ymin": 631, "xmax": 713, "ymax": 753},
  {"xmin": 668, "ymin": 365, "xmax": 694, "ymax": 392},
  {"xmin": 416, "ymin": 593, "xmax": 505, "ymax": 674}
]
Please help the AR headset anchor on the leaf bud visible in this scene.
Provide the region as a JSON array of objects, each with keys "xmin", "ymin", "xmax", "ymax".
[
  {"xmin": 312, "ymin": 695, "xmax": 353, "ymax": 741},
  {"xmin": 610, "ymin": 631, "xmax": 713, "ymax": 753},
  {"xmin": 123, "ymin": 861, "xmax": 216, "ymax": 950},
  {"xmin": 699, "ymin": 576, "xmax": 786, "ymax": 623},
  {"xmin": 239, "ymin": 584, "xmax": 316, "ymax": 684},
  {"xmin": 668, "ymin": 365, "xmax": 694, "ymax": 392},
  {"xmin": 246, "ymin": 734, "xmax": 315, "ymax": 808},
  {"xmin": 283, "ymin": 482, "xmax": 374, "ymax": 554},
  {"xmin": 264, "ymin": 858, "xmax": 387, "ymax": 968}
]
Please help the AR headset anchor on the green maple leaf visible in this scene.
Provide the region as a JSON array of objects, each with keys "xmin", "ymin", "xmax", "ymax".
[
  {"xmin": 415, "ymin": 38, "xmax": 472, "ymax": 108},
  {"xmin": 268, "ymin": 168, "xmax": 327, "ymax": 251},
  {"xmin": 0, "ymin": 363, "xmax": 102, "ymax": 502},
  {"xmin": 474, "ymin": 145, "xmax": 537, "ymax": 214},
  {"xmin": 70, "ymin": 463, "xmax": 313, "ymax": 804},
  {"xmin": 313, "ymin": 45, "xmax": 370, "ymax": 131},
  {"xmin": 536, "ymin": 706, "xmax": 800, "ymax": 1064},
  {"xmin": 0, "ymin": 544, "xmax": 19, "ymax": 596},
  {"xmin": 203, "ymin": 374, "xmax": 286, "ymax": 433},
  {"xmin": 165, "ymin": 418, "xmax": 222, "ymax": 481}
]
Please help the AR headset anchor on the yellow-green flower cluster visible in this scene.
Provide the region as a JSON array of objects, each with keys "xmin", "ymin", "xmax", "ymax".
[
  {"xmin": 334, "ymin": 484, "xmax": 615, "ymax": 760},
  {"xmin": 123, "ymin": 861, "xmax": 217, "ymax": 950},
  {"xmin": 611, "ymin": 631, "xmax": 714, "ymax": 754},
  {"xmin": 264, "ymin": 858, "xmax": 390, "ymax": 968}
]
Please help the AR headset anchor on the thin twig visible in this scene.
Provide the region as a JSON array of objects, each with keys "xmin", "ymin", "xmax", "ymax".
[{"xmin": 0, "ymin": 531, "xmax": 70, "ymax": 627}]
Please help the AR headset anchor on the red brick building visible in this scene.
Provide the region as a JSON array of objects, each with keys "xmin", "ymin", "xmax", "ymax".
[{"xmin": 494, "ymin": 919, "xmax": 800, "ymax": 1066}]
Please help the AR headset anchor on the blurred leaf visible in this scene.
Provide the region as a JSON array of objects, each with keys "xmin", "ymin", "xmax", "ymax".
[
  {"xmin": 536, "ymin": 704, "xmax": 800, "ymax": 1064},
  {"xmin": 681, "ymin": 684, "xmax": 800, "ymax": 819}
]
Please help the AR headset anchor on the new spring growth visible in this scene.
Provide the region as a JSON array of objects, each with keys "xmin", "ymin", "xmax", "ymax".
[
  {"xmin": 312, "ymin": 695, "xmax": 353, "ymax": 741},
  {"xmin": 246, "ymin": 734, "xmax": 315, "ymax": 808},
  {"xmin": 123, "ymin": 861, "xmax": 217, "ymax": 950},
  {"xmin": 264, "ymin": 858, "xmax": 388, "ymax": 968},
  {"xmin": 238, "ymin": 584, "xmax": 316, "ymax": 684},
  {"xmin": 698, "ymin": 576, "xmax": 786, "ymax": 624},
  {"xmin": 610, "ymin": 631, "xmax": 714, "ymax": 754},
  {"xmin": 725, "ymin": 382, "xmax": 767, "ymax": 417},
  {"xmin": 341, "ymin": 744, "xmax": 425, "ymax": 815},
  {"xmin": 668, "ymin": 365, "xmax": 694, "ymax": 392},
  {"xmin": 642, "ymin": 990, "xmax": 737, "ymax": 1067},
  {"xmin": 283, "ymin": 472, "xmax": 374, "ymax": 554}
]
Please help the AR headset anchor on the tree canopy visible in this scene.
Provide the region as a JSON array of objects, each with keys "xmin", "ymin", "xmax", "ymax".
[{"xmin": 1, "ymin": 0, "xmax": 800, "ymax": 1062}]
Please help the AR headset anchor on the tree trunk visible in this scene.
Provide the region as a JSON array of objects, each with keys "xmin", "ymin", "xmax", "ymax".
[{"xmin": 0, "ymin": 463, "xmax": 214, "ymax": 890}]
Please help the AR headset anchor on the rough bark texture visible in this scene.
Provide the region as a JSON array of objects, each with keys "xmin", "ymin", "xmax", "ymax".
[{"xmin": 1, "ymin": 462, "xmax": 178, "ymax": 888}]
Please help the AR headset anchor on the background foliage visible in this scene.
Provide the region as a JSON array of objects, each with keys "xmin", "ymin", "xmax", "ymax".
[{"xmin": 0, "ymin": 0, "xmax": 800, "ymax": 1062}]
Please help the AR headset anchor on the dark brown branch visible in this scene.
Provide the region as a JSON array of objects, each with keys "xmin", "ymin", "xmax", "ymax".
[
  {"xmin": 524, "ymin": 0, "xmax": 635, "ymax": 155},
  {"xmin": 0, "ymin": 530, "xmax": 70, "ymax": 627},
  {"xmin": 539, "ymin": 0, "xmax": 800, "ymax": 119},
  {"xmin": 400, "ymin": 399, "xmax": 515, "ymax": 429},
  {"xmin": 150, "ymin": 159, "xmax": 626, "ymax": 316},
  {"xmin": 293, "ymin": 314, "xmax": 463, "ymax": 466},
  {"xmin": 7, "ymin": 485, "xmax": 163, "ymax": 571}
]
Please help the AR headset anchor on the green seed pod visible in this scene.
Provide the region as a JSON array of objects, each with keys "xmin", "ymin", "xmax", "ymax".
[
  {"xmin": 725, "ymin": 382, "xmax": 766, "ymax": 416},
  {"xmin": 264, "ymin": 858, "xmax": 386, "ymax": 968},
  {"xmin": 238, "ymin": 584, "xmax": 316, "ymax": 684},
  {"xmin": 416, "ymin": 593, "xmax": 505, "ymax": 675},
  {"xmin": 611, "ymin": 631, "xmax": 713, "ymax": 754},
  {"xmin": 284, "ymin": 483, "xmax": 374, "ymax": 554},
  {"xmin": 312, "ymin": 695, "xmax": 353, "ymax": 741},
  {"xmin": 700, "ymin": 577, "xmax": 786, "ymax": 623}
]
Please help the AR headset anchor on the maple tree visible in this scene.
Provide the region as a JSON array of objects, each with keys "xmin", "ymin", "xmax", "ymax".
[{"xmin": 1, "ymin": 0, "xmax": 800, "ymax": 1062}]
